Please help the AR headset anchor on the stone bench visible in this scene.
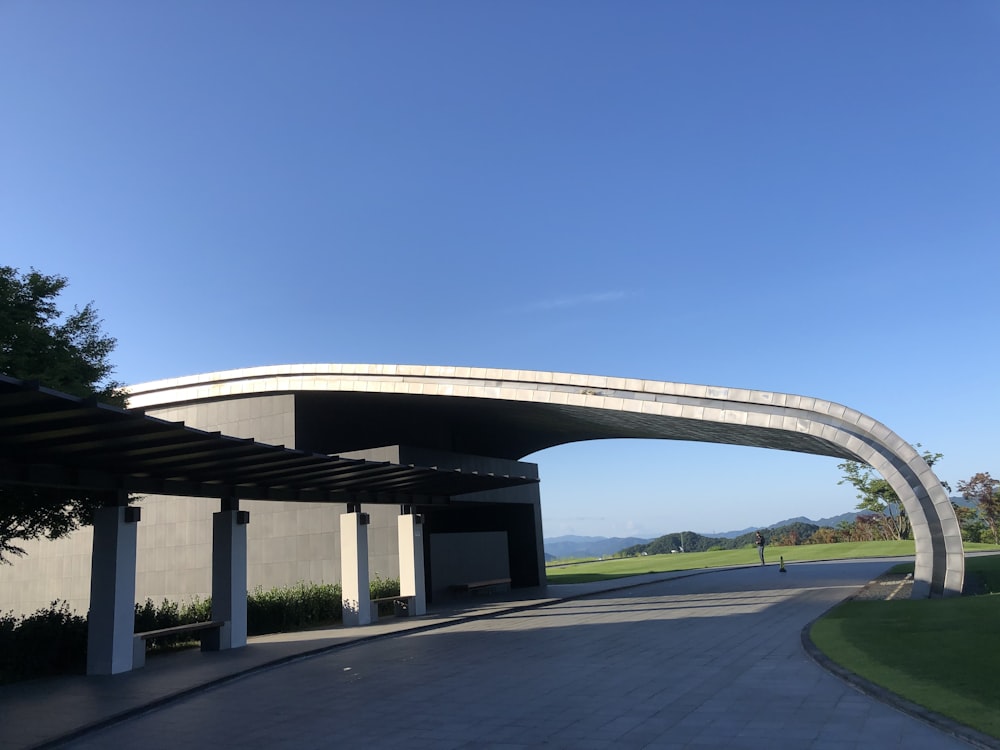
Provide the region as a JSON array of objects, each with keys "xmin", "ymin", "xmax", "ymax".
[
  {"xmin": 448, "ymin": 578, "xmax": 511, "ymax": 597},
  {"xmin": 369, "ymin": 595, "xmax": 418, "ymax": 622},
  {"xmin": 133, "ymin": 620, "xmax": 226, "ymax": 668}
]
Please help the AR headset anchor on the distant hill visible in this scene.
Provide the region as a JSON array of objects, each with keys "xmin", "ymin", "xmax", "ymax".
[
  {"xmin": 547, "ymin": 499, "xmax": 973, "ymax": 560},
  {"xmin": 544, "ymin": 535, "xmax": 652, "ymax": 560},
  {"xmin": 710, "ymin": 511, "xmax": 872, "ymax": 538},
  {"xmin": 619, "ymin": 522, "xmax": 820, "ymax": 557}
]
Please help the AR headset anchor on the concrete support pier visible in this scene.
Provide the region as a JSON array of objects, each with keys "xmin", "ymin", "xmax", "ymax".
[
  {"xmin": 341, "ymin": 510, "xmax": 371, "ymax": 626},
  {"xmin": 398, "ymin": 511, "xmax": 426, "ymax": 616},
  {"xmin": 87, "ymin": 503, "xmax": 139, "ymax": 675},
  {"xmin": 211, "ymin": 503, "xmax": 249, "ymax": 649}
]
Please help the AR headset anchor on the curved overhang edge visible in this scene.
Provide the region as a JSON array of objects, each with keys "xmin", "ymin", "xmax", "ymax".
[{"xmin": 128, "ymin": 365, "xmax": 964, "ymax": 597}]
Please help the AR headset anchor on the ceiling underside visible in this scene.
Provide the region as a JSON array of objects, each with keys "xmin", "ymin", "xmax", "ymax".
[{"xmin": 294, "ymin": 391, "xmax": 858, "ymax": 461}]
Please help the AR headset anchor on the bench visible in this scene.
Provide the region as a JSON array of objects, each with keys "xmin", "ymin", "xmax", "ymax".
[
  {"xmin": 133, "ymin": 620, "xmax": 226, "ymax": 668},
  {"xmin": 369, "ymin": 595, "xmax": 418, "ymax": 622},
  {"xmin": 448, "ymin": 578, "xmax": 511, "ymax": 597}
]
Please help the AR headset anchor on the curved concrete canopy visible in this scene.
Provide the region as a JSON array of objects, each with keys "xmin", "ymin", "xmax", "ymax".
[{"xmin": 129, "ymin": 364, "xmax": 964, "ymax": 598}]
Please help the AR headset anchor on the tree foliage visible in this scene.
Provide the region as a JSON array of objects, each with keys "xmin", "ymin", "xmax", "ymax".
[
  {"xmin": 0, "ymin": 266, "xmax": 125, "ymax": 562},
  {"xmin": 0, "ymin": 266, "xmax": 124, "ymax": 404},
  {"xmin": 952, "ymin": 501, "xmax": 987, "ymax": 544},
  {"xmin": 837, "ymin": 446, "xmax": 945, "ymax": 542},
  {"xmin": 957, "ymin": 472, "xmax": 1000, "ymax": 545}
]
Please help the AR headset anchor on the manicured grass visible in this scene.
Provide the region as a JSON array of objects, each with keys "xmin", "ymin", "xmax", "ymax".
[
  {"xmin": 888, "ymin": 551, "xmax": 1000, "ymax": 593},
  {"xmin": 547, "ymin": 540, "xmax": 918, "ymax": 584},
  {"xmin": 546, "ymin": 541, "xmax": 1000, "ymax": 585},
  {"xmin": 809, "ymin": 553, "xmax": 1000, "ymax": 738}
]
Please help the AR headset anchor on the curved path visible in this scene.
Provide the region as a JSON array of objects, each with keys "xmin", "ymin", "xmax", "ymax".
[{"xmin": 61, "ymin": 561, "xmax": 973, "ymax": 749}]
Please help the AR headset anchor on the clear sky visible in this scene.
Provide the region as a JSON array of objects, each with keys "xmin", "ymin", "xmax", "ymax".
[{"xmin": 3, "ymin": 3, "xmax": 998, "ymax": 539}]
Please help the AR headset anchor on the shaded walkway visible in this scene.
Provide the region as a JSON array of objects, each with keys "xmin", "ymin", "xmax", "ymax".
[{"xmin": 0, "ymin": 561, "xmax": 981, "ymax": 749}]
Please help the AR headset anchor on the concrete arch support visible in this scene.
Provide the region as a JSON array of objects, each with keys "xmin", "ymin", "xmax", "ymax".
[{"xmin": 129, "ymin": 365, "xmax": 964, "ymax": 597}]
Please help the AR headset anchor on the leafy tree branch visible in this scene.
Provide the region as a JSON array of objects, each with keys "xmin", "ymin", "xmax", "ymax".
[{"xmin": 0, "ymin": 266, "xmax": 126, "ymax": 561}]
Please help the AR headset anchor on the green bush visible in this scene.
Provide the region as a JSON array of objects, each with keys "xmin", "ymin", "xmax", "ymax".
[
  {"xmin": 247, "ymin": 581, "xmax": 342, "ymax": 635},
  {"xmin": 134, "ymin": 596, "xmax": 213, "ymax": 651},
  {"xmin": 370, "ymin": 574, "xmax": 401, "ymax": 616},
  {"xmin": 183, "ymin": 596, "xmax": 212, "ymax": 622},
  {"xmin": 0, "ymin": 610, "xmax": 19, "ymax": 681},
  {"xmin": 0, "ymin": 601, "xmax": 87, "ymax": 682},
  {"xmin": 135, "ymin": 578, "xmax": 401, "ymax": 640},
  {"xmin": 1, "ymin": 578, "xmax": 404, "ymax": 681},
  {"xmin": 245, "ymin": 577, "xmax": 400, "ymax": 633}
]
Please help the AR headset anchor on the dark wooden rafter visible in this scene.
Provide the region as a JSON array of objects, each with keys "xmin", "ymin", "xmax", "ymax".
[{"xmin": 0, "ymin": 376, "xmax": 537, "ymax": 504}]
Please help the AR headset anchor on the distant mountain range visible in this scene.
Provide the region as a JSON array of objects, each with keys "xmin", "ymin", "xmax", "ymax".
[
  {"xmin": 544, "ymin": 515, "xmax": 856, "ymax": 560},
  {"xmin": 544, "ymin": 503, "xmax": 970, "ymax": 560},
  {"xmin": 545, "ymin": 497, "xmax": 970, "ymax": 562},
  {"xmin": 707, "ymin": 511, "xmax": 865, "ymax": 539},
  {"xmin": 543, "ymin": 535, "xmax": 652, "ymax": 561}
]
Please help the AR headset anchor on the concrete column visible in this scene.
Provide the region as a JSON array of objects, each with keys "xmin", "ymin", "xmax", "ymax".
[
  {"xmin": 398, "ymin": 512, "xmax": 426, "ymax": 615},
  {"xmin": 341, "ymin": 511, "xmax": 371, "ymax": 626},
  {"xmin": 529, "ymin": 484, "xmax": 546, "ymax": 588},
  {"xmin": 87, "ymin": 503, "xmax": 139, "ymax": 675},
  {"xmin": 211, "ymin": 506, "xmax": 249, "ymax": 649}
]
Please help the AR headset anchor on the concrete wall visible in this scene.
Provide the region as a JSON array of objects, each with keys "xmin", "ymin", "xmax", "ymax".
[
  {"xmin": 429, "ymin": 531, "xmax": 510, "ymax": 600},
  {"xmin": 0, "ymin": 528, "xmax": 95, "ymax": 616}
]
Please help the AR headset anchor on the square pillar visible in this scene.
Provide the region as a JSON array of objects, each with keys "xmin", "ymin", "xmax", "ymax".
[
  {"xmin": 341, "ymin": 511, "xmax": 371, "ymax": 626},
  {"xmin": 211, "ymin": 508, "xmax": 249, "ymax": 649},
  {"xmin": 398, "ymin": 512, "xmax": 426, "ymax": 616},
  {"xmin": 87, "ymin": 504, "xmax": 139, "ymax": 675}
]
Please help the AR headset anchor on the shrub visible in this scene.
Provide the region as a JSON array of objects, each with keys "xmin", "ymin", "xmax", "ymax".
[
  {"xmin": 0, "ymin": 601, "xmax": 87, "ymax": 682},
  {"xmin": 246, "ymin": 582, "xmax": 342, "ymax": 635},
  {"xmin": 134, "ymin": 597, "xmax": 211, "ymax": 651},
  {"xmin": 2, "ymin": 578, "xmax": 404, "ymax": 681},
  {"xmin": 0, "ymin": 610, "xmax": 18, "ymax": 679},
  {"xmin": 370, "ymin": 574, "xmax": 401, "ymax": 617},
  {"xmin": 182, "ymin": 596, "xmax": 212, "ymax": 623}
]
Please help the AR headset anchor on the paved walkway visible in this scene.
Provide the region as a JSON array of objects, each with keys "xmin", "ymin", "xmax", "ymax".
[{"xmin": 0, "ymin": 560, "xmax": 985, "ymax": 749}]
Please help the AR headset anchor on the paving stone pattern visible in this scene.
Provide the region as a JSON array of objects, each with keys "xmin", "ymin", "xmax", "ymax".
[{"xmin": 59, "ymin": 561, "xmax": 971, "ymax": 750}]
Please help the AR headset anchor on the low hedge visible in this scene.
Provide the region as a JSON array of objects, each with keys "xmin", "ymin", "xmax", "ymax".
[
  {"xmin": 0, "ymin": 577, "xmax": 401, "ymax": 682},
  {"xmin": 0, "ymin": 601, "xmax": 88, "ymax": 681}
]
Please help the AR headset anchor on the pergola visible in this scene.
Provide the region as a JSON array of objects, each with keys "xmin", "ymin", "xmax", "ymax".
[
  {"xmin": 0, "ymin": 375, "xmax": 537, "ymax": 673},
  {"xmin": 0, "ymin": 376, "xmax": 536, "ymax": 503}
]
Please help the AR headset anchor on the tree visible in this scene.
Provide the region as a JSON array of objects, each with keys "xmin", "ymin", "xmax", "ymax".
[
  {"xmin": 837, "ymin": 446, "xmax": 945, "ymax": 541},
  {"xmin": 809, "ymin": 527, "xmax": 838, "ymax": 545},
  {"xmin": 835, "ymin": 519, "xmax": 856, "ymax": 541},
  {"xmin": 956, "ymin": 472, "xmax": 1000, "ymax": 545},
  {"xmin": 0, "ymin": 266, "xmax": 125, "ymax": 562},
  {"xmin": 951, "ymin": 501, "xmax": 986, "ymax": 544},
  {"xmin": 0, "ymin": 267, "xmax": 124, "ymax": 404}
]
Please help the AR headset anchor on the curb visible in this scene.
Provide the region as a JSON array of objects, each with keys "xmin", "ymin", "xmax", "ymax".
[{"xmin": 800, "ymin": 606, "xmax": 1000, "ymax": 750}]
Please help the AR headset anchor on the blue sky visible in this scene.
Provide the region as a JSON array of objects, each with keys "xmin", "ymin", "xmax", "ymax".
[{"xmin": 3, "ymin": 2, "xmax": 998, "ymax": 539}]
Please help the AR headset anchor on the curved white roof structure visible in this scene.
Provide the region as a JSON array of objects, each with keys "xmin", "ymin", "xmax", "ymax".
[{"xmin": 129, "ymin": 364, "xmax": 964, "ymax": 597}]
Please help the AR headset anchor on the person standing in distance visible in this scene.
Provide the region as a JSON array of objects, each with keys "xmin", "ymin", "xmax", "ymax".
[{"xmin": 755, "ymin": 530, "xmax": 766, "ymax": 566}]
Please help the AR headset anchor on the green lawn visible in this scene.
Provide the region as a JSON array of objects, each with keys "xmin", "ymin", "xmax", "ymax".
[
  {"xmin": 809, "ymin": 553, "xmax": 1000, "ymax": 738},
  {"xmin": 548, "ymin": 540, "xmax": 914, "ymax": 584},
  {"xmin": 546, "ymin": 541, "xmax": 1000, "ymax": 584}
]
